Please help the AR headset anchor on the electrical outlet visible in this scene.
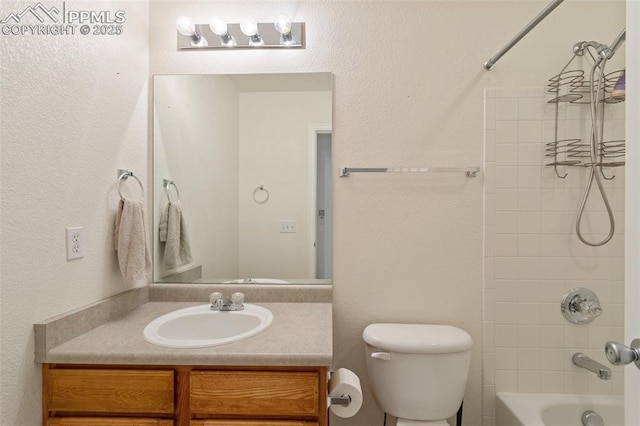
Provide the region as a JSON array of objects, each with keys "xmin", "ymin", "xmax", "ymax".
[
  {"xmin": 66, "ymin": 227, "xmax": 84, "ymax": 260},
  {"xmin": 279, "ymin": 220, "xmax": 296, "ymax": 233}
]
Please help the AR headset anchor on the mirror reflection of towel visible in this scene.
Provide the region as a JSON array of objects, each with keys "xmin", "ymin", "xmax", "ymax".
[
  {"xmin": 163, "ymin": 202, "xmax": 193, "ymax": 269},
  {"xmin": 158, "ymin": 199, "xmax": 169, "ymax": 242},
  {"xmin": 114, "ymin": 199, "xmax": 151, "ymax": 281}
]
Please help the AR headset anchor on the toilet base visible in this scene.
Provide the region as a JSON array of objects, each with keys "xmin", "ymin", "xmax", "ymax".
[{"xmin": 396, "ymin": 418, "xmax": 449, "ymax": 426}]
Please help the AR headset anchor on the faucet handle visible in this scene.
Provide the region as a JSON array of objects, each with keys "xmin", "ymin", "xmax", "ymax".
[
  {"xmin": 231, "ymin": 292, "xmax": 245, "ymax": 305},
  {"xmin": 209, "ymin": 292, "xmax": 223, "ymax": 306},
  {"xmin": 578, "ymin": 299, "xmax": 602, "ymax": 317},
  {"xmin": 561, "ymin": 287, "xmax": 602, "ymax": 324}
]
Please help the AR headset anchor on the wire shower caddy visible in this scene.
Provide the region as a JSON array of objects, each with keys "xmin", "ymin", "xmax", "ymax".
[{"xmin": 545, "ymin": 46, "xmax": 625, "ymax": 179}]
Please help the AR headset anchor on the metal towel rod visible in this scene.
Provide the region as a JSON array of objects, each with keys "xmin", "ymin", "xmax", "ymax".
[{"xmin": 339, "ymin": 166, "xmax": 480, "ymax": 178}]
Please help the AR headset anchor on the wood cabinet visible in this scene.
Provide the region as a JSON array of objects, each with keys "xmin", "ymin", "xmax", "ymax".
[{"xmin": 43, "ymin": 365, "xmax": 328, "ymax": 426}]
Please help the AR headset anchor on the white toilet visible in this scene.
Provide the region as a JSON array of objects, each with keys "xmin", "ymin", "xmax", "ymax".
[{"xmin": 363, "ymin": 323, "xmax": 473, "ymax": 426}]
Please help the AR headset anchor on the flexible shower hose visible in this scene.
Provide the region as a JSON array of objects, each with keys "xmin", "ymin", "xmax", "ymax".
[{"xmin": 575, "ymin": 55, "xmax": 616, "ymax": 247}]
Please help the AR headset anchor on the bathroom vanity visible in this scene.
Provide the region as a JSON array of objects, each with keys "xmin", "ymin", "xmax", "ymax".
[
  {"xmin": 36, "ymin": 285, "xmax": 332, "ymax": 426},
  {"xmin": 43, "ymin": 364, "xmax": 327, "ymax": 425}
]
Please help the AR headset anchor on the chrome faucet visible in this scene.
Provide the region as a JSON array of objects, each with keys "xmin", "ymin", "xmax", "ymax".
[
  {"xmin": 209, "ymin": 292, "xmax": 245, "ymax": 311},
  {"xmin": 572, "ymin": 353, "xmax": 611, "ymax": 380}
]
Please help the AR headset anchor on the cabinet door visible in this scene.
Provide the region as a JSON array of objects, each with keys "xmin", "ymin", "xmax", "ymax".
[
  {"xmin": 48, "ymin": 419, "xmax": 173, "ymax": 426},
  {"xmin": 47, "ymin": 369, "xmax": 174, "ymax": 415},
  {"xmin": 191, "ymin": 421, "xmax": 318, "ymax": 426},
  {"xmin": 190, "ymin": 371, "xmax": 319, "ymax": 418}
]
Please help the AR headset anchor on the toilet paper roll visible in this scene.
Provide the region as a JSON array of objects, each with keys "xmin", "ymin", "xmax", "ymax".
[{"xmin": 328, "ymin": 368, "xmax": 363, "ymax": 418}]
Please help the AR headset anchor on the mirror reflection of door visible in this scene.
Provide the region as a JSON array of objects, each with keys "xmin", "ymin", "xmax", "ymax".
[{"xmin": 316, "ymin": 132, "xmax": 332, "ymax": 279}]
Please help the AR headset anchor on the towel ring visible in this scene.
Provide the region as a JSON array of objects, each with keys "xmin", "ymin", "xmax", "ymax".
[
  {"xmin": 253, "ymin": 185, "xmax": 269, "ymax": 204},
  {"xmin": 163, "ymin": 179, "xmax": 180, "ymax": 204},
  {"xmin": 118, "ymin": 171, "xmax": 144, "ymax": 201}
]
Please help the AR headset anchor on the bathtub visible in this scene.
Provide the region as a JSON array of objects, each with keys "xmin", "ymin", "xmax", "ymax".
[{"xmin": 496, "ymin": 392, "xmax": 623, "ymax": 426}]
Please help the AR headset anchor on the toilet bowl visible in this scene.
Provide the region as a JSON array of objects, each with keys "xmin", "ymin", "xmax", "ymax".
[{"xmin": 363, "ymin": 323, "xmax": 473, "ymax": 425}]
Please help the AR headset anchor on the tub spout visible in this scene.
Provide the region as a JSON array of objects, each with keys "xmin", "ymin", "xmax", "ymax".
[{"xmin": 572, "ymin": 353, "xmax": 612, "ymax": 380}]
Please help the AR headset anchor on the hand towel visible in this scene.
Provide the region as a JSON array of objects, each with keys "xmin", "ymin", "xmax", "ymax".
[
  {"xmin": 158, "ymin": 198, "xmax": 169, "ymax": 242},
  {"xmin": 163, "ymin": 202, "xmax": 193, "ymax": 269},
  {"xmin": 114, "ymin": 199, "xmax": 151, "ymax": 281}
]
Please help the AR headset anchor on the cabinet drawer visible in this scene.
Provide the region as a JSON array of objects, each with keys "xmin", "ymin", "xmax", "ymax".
[
  {"xmin": 47, "ymin": 369, "xmax": 174, "ymax": 414},
  {"xmin": 48, "ymin": 418, "xmax": 173, "ymax": 426},
  {"xmin": 191, "ymin": 421, "xmax": 318, "ymax": 426},
  {"xmin": 190, "ymin": 371, "xmax": 319, "ymax": 418}
]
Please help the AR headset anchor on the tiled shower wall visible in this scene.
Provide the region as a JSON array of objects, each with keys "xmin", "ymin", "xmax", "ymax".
[{"xmin": 483, "ymin": 87, "xmax": 625, "ymax": 426}]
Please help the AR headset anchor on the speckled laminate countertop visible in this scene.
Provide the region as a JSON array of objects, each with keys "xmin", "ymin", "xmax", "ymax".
[{"xmin": 41, "ymin": 301, "xmax": 332, "ymax": 366}]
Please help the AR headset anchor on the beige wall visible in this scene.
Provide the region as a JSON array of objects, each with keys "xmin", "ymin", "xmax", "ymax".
[
  {"xmin": 0, "ymin": 1, "xmax": 149, "ymax": 423},
  {"xmin": 0, "ymin": 0, "xmax": 626, "ymax": 424}
]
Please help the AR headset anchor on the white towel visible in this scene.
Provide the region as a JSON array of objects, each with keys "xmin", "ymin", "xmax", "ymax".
[
  {"xmin": 114, "ymin": 199, "xmax": 151, "ymax": 281},
  {"xmin": 158, "ymin": 198, "xmax": 169, "ymax": 242},
  {"xmin": 163, "ymin": 202, "xmax": 193, "ymax": 269}
]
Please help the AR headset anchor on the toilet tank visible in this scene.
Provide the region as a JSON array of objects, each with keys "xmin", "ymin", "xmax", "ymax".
[{"xmin": 363, "ymin": 324, "xmax": 473, "ymax": 421}]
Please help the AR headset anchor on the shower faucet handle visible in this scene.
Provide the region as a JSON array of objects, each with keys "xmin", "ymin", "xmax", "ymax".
[{"xmin": 561, "ymin": 288, "xmax": 602, "ymax": 325}]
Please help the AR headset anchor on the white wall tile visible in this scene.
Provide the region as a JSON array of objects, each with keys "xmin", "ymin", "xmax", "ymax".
[
  {"xmin": 541, "ymin": 348, "xmax": 565, "ymax": 371},
  {"xmin": 518, "ymin": 166, "xmax": 542, "ymax": 189},
  {"xmin": 495, "ymin": 325, "xmax": 518, "ymax": 347},
  {"xmin": 495, "ymin": 121, "xmax": 519, "ymax": 144},
  {"xmin": 540, "ymin": 371, "xmax": 565, "ymax": 393},
  {"xmin": 495, "ymin": 211, "xmax": 518, "ymax": 234},
  {"xmin": 518, "ymin": 189, "xmax": 541, "ymax": 211},
  {"xmin": 495, "ymin": 189, "xmax": 519, "ymax": 211},
  {"xmin": 496, "ymin": 144, "xmax": 518, "ymax": 166},
  {"xmin": 495, "ymin": 347, "xmax": 518, "ymax": 370},
  {"xmin": 517, "ymin": 235, "xmax": 541, "ymax": 257},
  {"xmin": 518, "ymin": 348, "xmax": 541, "ymax": 370},
  {"xmin": 518, "ymin": 99, "xmax": 544, "ymax": 120},
  {"xmin": 484, "ymin": 86, "xmax": 625, "ymax": 404},
  {"xmin": 518, "ymin": 121, "xmax": 542, "ymax": 142},
  {"xmin": 517, "ymin": 371, "xmax": 541, "ymax": 392},
  {"xmin": 495, "ymin": 371, "xmax": 518, "ymax": 392},
  {"xmin": 495, "ymin": 98, "xmax": 519, "ymax": 120},
  {"xmin": 495, "ymin": 166, "xmax": 519, "ymax": 189}
]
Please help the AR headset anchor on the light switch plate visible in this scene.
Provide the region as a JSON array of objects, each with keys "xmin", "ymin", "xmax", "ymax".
[{"xmin": 279, "ymin": 220, "xmax": 296, "ymax": 233}]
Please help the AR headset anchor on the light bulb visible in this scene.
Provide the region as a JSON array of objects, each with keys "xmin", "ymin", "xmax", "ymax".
[
  {"xmin": 209, "ymin": 18, "xmax": 228, "ymax": 36},
  {"xmin": 240, "ymin": 18, "xmax": 263, "ymax": 46},
  {"xmin": 209, "ymin": 17, "xmax": 236, "ymax": 47},
  {"xmin": 240, "ymin": 18, "xmax": 258, "ymax": 36},
  {"xmin": 274, "ymin": 14, "xmax": 292, "ymax": 35},
  {"xmin": 176, "ymin": 16, "xmax": 195, "ymax": 36}
]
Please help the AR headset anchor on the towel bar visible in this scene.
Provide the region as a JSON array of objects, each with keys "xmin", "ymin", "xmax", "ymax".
[{"xmin": 339, "ymin": 166, "xmax": 480, "ymax": 178}]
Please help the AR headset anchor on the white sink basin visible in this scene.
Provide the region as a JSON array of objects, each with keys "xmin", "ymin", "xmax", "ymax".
[{"xmin": 143, "ymin": 304, "xmax": 273, "ymax": 348}]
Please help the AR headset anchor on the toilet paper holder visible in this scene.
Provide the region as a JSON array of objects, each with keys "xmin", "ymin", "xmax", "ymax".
[{"xmin": 329, "ymin": 394, "xmax": 352, "ymax": 407}]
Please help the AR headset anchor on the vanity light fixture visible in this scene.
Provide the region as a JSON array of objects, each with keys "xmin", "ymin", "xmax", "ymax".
[
  {"xmin": 176, "ymin": 16, "xmax": 208, "ymax": 47},
  {"xmin": 209, "ymin": 18, "xmax": 237, "ymax": 47},
  {"xmin": 176, "ymin": 14, "xmax": 305, "ymax": 50}
]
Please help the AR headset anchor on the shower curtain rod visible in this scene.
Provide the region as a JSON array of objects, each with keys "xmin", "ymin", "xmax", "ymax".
[{"xmin": 484, "ymin": 0, "xmax": 565, "ymax": 70}]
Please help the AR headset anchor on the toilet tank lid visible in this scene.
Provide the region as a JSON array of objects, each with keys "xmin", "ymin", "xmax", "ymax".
[{"xmin": 362, "ymin": 324, "xmax": 473, "ymax": 354}]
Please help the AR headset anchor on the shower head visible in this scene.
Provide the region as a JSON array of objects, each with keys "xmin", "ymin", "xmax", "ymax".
[
  {"xmin": 607, "ymin": 28, "xmax": 626, "ymax": 58},
  {"xmin": 572, "ymin": 28, "xmax": 626, "ymax": 64}
]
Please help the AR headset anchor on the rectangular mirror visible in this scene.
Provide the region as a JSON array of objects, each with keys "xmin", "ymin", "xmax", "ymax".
[{"xmin": 153, "ymin": 73, "xmax": 333, "ymax": 284}]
